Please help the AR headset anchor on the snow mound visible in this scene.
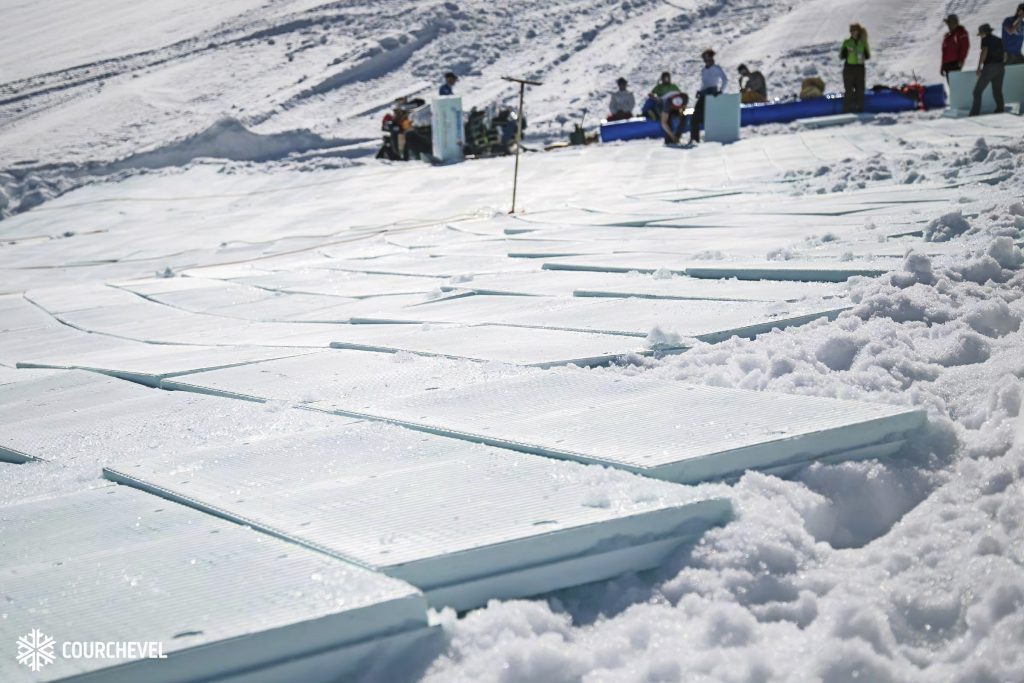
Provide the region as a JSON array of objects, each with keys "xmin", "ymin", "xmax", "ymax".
[
  {"xmin": 110, "ymin": 118, "xmax": 343, "ymax": 171},
  {"xmin": 0, "ymin": 118, "xmax": 353, "ymax": 221},
  {"xmin": 924, "ymin": 211, "xmax": 971, "ymax": 242}
]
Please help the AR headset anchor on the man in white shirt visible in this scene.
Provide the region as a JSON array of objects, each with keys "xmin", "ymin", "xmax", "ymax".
[
  {"xmin": 691, "ymin": 48, "xmax": 728, "ymax": 144},
  {"xmin": 608, "ymin": 77, "xmax": 636, "ymax": 121}
]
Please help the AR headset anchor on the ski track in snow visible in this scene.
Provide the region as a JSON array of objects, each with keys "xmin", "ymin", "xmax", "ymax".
[{"xmin": 2, "ymin": 1, "xmax": 1024, "ymax": 682}]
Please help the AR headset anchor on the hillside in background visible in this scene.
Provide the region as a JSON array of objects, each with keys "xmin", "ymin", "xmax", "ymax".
[{"xmin": 1, "ymin": 0, "xmax": 1013, "ymax": 167}]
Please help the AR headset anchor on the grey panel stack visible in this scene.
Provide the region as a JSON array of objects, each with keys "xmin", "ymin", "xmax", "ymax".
[
  {"xmin": 0, "ymin": 486, "xmax": 432, "ymax": 683},
  {"xmin": 308, "ymin": 372, "xmax": 927, "ymax": 484},
  {"xmin": 105, "ymin": 423, "xmax": 732, "ymax": 611}
]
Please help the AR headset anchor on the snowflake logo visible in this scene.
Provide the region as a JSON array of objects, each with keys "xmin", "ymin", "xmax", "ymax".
[{"xmin": 16, "ymin": 629, "xmax": 56, "ymax": 672}]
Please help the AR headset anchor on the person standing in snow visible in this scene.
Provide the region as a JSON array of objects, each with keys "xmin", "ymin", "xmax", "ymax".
[
  {"xmin": 1002, "ymin": 4, "xmax": 1024, "ymax": 64},
  {"xmin": 971, "ymin": 23, "xmax": 1006, "ymax": 116},
  {"xmin": 379, "ymin": 101, "xmax": 413, "ymax": 160},
  {"xmin": 608, "ymin": 77, "xmax": 636, "ymax": 121},
  {"xmin": 941, "ymin": 14, "xmax": 970, "ymax": 79},
  {"xmin": 690, "ymin": 48, "xmax": 727, "ymax": 144},
  {"xmin": 439, "ymin": 72, "xmax": 458, "ymax": 96},
  {"xmin": 840, "ymin": 23, "xmax": 870, "ymax": 113},
  {"xmin": 737, "ymin": 64, "xmax": 767, "ymax": 103}
]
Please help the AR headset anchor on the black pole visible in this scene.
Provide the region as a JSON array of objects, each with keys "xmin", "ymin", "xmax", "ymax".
[
  {"xmin": 502, "ymin": 76, "xmax": 542, "ymax": 214},
  {"xmin": 510, "ymin": 81, "xmax": 525, "ymax": 214}
]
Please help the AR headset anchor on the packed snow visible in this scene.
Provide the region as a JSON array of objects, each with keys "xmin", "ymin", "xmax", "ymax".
[{"xmin": 2, "ymin": 1, "xmax": 1024, "ymax": 682}]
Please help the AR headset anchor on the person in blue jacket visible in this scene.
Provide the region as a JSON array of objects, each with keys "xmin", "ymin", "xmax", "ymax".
[
  {"xmin": 1003, "ymin": 4, "xmax": 1024, "ymax": 64},
  {"xmin": 439, "ymin": 72, "xmax": 458, "ymax": 96}
]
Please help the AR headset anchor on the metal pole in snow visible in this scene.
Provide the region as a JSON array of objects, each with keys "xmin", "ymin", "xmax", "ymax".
[{"xmin": 502, "ymin": 76, "xmax": 542, "ymax": 214}]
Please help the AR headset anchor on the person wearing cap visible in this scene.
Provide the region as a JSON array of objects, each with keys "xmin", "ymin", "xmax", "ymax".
[
  {"xmin": 439, "ymin": 72, "xmax": 458, "ymax": 96},
  {"xmin": 644, "ymin": 71, "xmax": 681, "ymax": 118},
  {"xmin": 941, "ymin": 14, "xmax": 970, "ymax": 79},
  {"xmin": 1003, "ymin": 4, "xmax": 1024, "ymax": 64},
  {"xmin": 972, "ymin": 23, "xmax": 1006, "ymax": 116},
  {"xmin": 840, "ymin": 23, "xmax": 870, "ymax": 113},
  {"xmin": 659, "ymin": 90, "xmax": 689, "ymax": 144},
  {"xmin": 608, "ymin": 77, "xmax": 636, "ymax": 121},
  {"xmin": 737, "ymin": 64, "xmax": 767, "ymax": 103},
  {"xmin": 690, "ymin": 48, "xmax": 727, "ymax": 144}
]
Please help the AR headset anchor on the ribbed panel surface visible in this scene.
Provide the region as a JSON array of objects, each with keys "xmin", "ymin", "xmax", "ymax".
[
  {"xmin": 0, "ymin": 370, "xmax": 354, "ymax": 463},
  {"xmin": 321, "ymin": 372, "xmax": 925, "ymax": 477},
  {"xmin": 0, "ymin": 486, "xmax": 424, "ymax": 682},
  {"xmin": 331, "ymin": 323, "xmax": 650, "ymax": 366},
  {"xmin": 164, "ymin": 349, "xmax": 536, "ymax": 405},
  {"xmin": 105, "ymin": 422, "xmax": 728, "ymax": 584}
]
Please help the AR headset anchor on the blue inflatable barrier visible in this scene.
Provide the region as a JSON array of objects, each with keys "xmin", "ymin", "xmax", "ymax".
[
  {"xmin": 600, "ymin": 84, "xmax": 947, "ymax": 143},
  {"xmin": 600, "ymin": 116, "xmax": 690, "ymax": 143}
]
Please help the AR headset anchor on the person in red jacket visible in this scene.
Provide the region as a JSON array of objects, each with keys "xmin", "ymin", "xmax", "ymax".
[{"xmin": 941, "ymin": 14, "xmax": 970, "ymax": 79}]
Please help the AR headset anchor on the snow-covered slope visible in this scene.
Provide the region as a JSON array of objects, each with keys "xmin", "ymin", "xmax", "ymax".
[
  {"xmin": 0, "ymin": 0, "xmax": 1014, "ymax": 219},
  {"xmin": 1, "ymin": 0, "xmax": 1015, "ymax": 164},
  {"xmin": 2, "ymin": 2, "xmax": 1024, "ymax": 683}
]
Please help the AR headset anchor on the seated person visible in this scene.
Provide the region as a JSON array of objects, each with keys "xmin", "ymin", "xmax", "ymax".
[
  {"xmin": 738, "ymin": 64, "xmax": 767, "ymax": 103},
  {"xmin": 800, "ymin": 76, "xmax": 826, "ymax": 100},
  {"xmin": 646, "ymin": 71, "xmax": 681, "ymax": 118},
  {"xmin": 608, "ymin": 77, "xmax": 635, "ymax": 121}
]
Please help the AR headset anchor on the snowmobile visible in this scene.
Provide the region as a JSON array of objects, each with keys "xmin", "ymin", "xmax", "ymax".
[
  {"xmin": 463, "ymin": 104, "xmax": 525, "ymax": 158},
  {"xmin": 376, "ymin": 98, "xmax": 432, "ymax": 161},
  {"xmin": 376, "ymin": 99, "xmax": 526, "ymax": 162}
]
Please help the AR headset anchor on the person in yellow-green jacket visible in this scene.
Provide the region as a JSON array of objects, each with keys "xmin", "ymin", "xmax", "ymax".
[{"xmin": 840, "ymin": 23, "xmax": 870, "ymax": 113}]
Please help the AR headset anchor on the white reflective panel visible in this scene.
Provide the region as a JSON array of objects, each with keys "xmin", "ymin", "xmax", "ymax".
[
  {"xmin": 162, "ymin": 349, "xmax": 534, "ymax": 405},
  {"xmin": 0, "ymin": 294, "xmax": 66, "ymax": 334},
  {"xmin": 542, "ymin": 253, "xmax": 690, "ymax": 275},
  {"xmin": 498, "ymin": 297, "xmax": 848, "ymax": 339},
  {"xmin": 0, "ymin": 370, "xmax": 355, "ymax": 464},
  {"xmin": 329, "ymin": 323, "xmax": 654, "ymax": 366},
  {"xmin": 315, "ymin": 253, "xmax": 539, "ymax": 278},
  {"xmin": 799, "ymin": 235, "xmax": 1014, "ymax": 259},
  {"xmin": 17, "ymin": 345, "xmax": 311, "ymax": 387},
  {"xmin": 445, "ymin": 214, "xmax": 531, "ymax": 236},
  {"xmin": 105, "ymin": 422, "xmax": 732, "ymax": 611},
  {"xmin": 278, "ymin": 293, "xmax": 466, "ymax": 323},
  {"xmin": 26, "ymin": 294, "xmax": 344, "ymax": 347},
  {"xmin": 20, "ymin": 284, "xmax": 136, "ymax": 314},
  {"xmin": 0, "ymin": 486, "xmax": 430, "ymax": 683},
  {"xmin": 314, "ymin": 371, "xmax": 926, "ymax": 484},
  {"xmin": 543, "ymin": 254, "xmax": 896, "ymax": 281},
  {"xmin": 682, "ymin": 260, "xmax": 896, "ymax": 282},
  {"xmin": 0, "ymin": 366, "xmax": 60, "ymax": 387},
  {"xmin": 0, "ymin": 325, "xmax": 126, "ymax": 367},
  {"xmin": 573, "ymin": 275, "xmax": 846, "ymax": 302},
  {"xmin": 441, "ymin": 270, "xmax": 653, "ymax": 297},
  {"xmin": 796, "ymin": 113, "xmax": 860, "ymax": 129},
  {"xmin": 350, "ymin": 294, "xmax": 541, "ymax": 325},
  {"xmin": 227, "ymin": 270, "xmax": 444, "ymax": 298},
  {"xmin": 350, "ymin": 294, "xmax": 846, "ymax": 340}
]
